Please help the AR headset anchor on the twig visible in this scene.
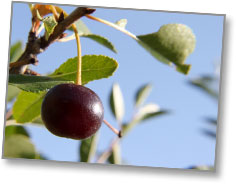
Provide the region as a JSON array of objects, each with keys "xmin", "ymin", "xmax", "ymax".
[
  {"xmin": 103, "ymin": 119, "xmax": 122, "ymax": 138},
  {"xmin": 96, "ymin": 137, "xmax": 120, "ymax": 163},
  {"xmin": 86, "ymin": 15, "xmax": 138, "ymax": 40},
  {"xmin": 9, "ymin": 7, "xmax": 95, "ymax": 74}
]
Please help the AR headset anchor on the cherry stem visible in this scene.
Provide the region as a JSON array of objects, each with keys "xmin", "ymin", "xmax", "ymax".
[
  {"xmin": 74, "ymin": 28, "xmax": 82, "ymax": 85},
  {"xmin": 103, "ymin": 119, "xmax": 122, "ymax": 138},
  {"xmin": 86, "ymin": 15, "xmax": 138, "ymax": 40}
]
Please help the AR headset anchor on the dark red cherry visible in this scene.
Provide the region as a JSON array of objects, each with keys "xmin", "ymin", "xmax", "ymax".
[{"xmin": 41, "ymin": 83, "xmax": 104, "ymax": 140}]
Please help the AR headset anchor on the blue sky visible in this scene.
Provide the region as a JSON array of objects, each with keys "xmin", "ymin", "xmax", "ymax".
[{"xmin": 9, "ymin": 2, "xmax": 224, "ymax": 169}]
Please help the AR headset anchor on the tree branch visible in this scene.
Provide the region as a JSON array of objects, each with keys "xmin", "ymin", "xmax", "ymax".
[{"xmin": 9, "ymin": 7, "xmax": 95, "ymax": 74}]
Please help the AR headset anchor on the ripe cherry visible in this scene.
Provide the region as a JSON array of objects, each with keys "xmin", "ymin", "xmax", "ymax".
[{"xmin": 41, "ymin": 83, "xmax": 104, "ymax": 140}]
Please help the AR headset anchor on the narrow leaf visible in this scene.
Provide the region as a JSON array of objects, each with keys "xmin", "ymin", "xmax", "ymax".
[
  {"xmin": 189, "ymin": 76, "xmax": 218, "ymax": 98},
  {"xmin": 201, "ymin": 129, "xmax": 216, "ymax": 139},
  {"xmin": 82, "ymin": 34, "xmax": 117, "ymax": 53},
  {"xmin": 68, "ymin": 19, "xmax": 91, "ymax": 35},
  {"xmin": 80, "ymin": 134, "xmax": 98, "ymax": 162},
  {"xmin": 109, "ymin": 83, "xmax": 125, "ymax": 122},
  {"xmin": 108, "ymin": 142, "xmax": 121, "ymax": 164},
  {"xmin": 123, "ymin": 104, "xmax": 168, "ymax": 135},
  {"xmin": 10, "ymin": 41, "xmax": 23, "ymax": 63},
  {"xmin": 4, "ymin": 135, "xmax": 36, "ymax": 159},
  {"xmin": 135, "ymin": 84, "xmax": 152, "ymax": 107},
  {"xmin": 51, "ymin": 55, "xmax": 118, "ymax": 85},
  {"xmin": 8, "ymin": 74, "xmax": 73, "ymax": 93},
  {"xmin": 205, "ymin": 117, "xmax": 217, "ymax": 125},
  {"xmin": 68, "ymin": 20, "xmax": 117, "ymax": 53},
  {"xmin": 137, "ymin": 24, "xmax": 196, "ymax": 74},
  {"xmin": 12, "ymin": 91, "xmax": 45, "ymax": 123}
]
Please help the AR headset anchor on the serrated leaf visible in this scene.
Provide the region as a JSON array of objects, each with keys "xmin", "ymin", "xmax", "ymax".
[
  {"xmin": 51, "ymin": 55, "xmax": 118, "ymax": 85},
  {"xmin": 82, "ymin": 34, "xmax": 117, "ymax": 53},
  {"xmin": 109, "ymin": 83, "xmax": 125, "ymax": 122},
  {"xmin": 4, "ymin": 134, "xmax": 36, "ymax": 159},
  {"xmin": 10, "ymin": 41, "xmax": 23, "ymax": 63},
  {"xmin": 4, "ymin": 125, "xmax": 30, "ymax": 137},
  {"xmin": 135, "ymin": 84, "xmax": 152, "ymax": 107},
  {"xmin": 80, "ymin": 134, "xmax": 98, "ymax": 162},
  {"xmin": 7, "ymin": 85, "xmax": 20, "ymax": 102},
  {"xmin": 115, "ymin": 19, "xmax": 127, "ymax": 29},
  {"xmin": 8, "ymin": 74, "xmax": 73, "ymax": 93},
  {"xmin": 137, "ymin": 24, "xmax": 196, "ymax": 74},
  {"xmin": 13, "ymin": 91, "xmax": 45, "ymax": 123}
]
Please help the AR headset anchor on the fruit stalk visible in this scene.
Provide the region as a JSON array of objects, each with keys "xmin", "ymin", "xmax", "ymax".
[
  {"xmin": 73, "ymin": 26, "xmax": 82, "ymax": 85},
  {"xmin": 103, "ymin": 119, "xmax": 122, "ymax": 138}
]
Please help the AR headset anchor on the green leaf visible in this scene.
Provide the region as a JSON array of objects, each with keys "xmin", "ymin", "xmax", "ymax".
[
  {"xmin": 109, "ymin": 83, "xmax": 125, "ymax": 122},
  {"xmin": 8, "ymin": 74, "xmax": 73, "ymax": 93},
  {"xmin": 7, "ymin": 85, "xmax": 20, "ymax": 102},
  {"xmin": 108, "ymin": 142, "xmax": 121, "ymax": 164},
  {"xmin": 137, "ymin": 24, "xmax": 196, "ymax": 74},
  {"xmin": 4, "ymin": 125, "xmax": 30, "ymax": 137},
  {"xmin": 205, "ymin": 117, "xmax": 217, "ymax": 125},
  {"xmin": 81, "ymin": 34, "xmax": 117, "ymax": 53},
  {"xmin": 68, "ymin": 19, "xmax": 91, "ymax": 35},
  {"xmin": 68, "ymin": 19, "xmax": 117, "ymax": 53},
  {"xmin": 201, "ymin": 129, "xmax": 216, "ymax": 139},
  {"xmin": 13, "ymin": 91, "xmax": 45, "ymax": 123},
  {"xmin": 4, "ymin": 135, "xmax": 36, "ymax": 159},
  {"xmin": 188, "ymin": 76, "xmax": 218, "ymax": 98},
  {"xmin": 35, "ymin": 153, "xmax": 48, "ymax": 160},
  {"xmin": 115, "ymin": 19, "xmax": 127, "ymax": 29},
  {"xmin": 43, "ymin": 15, "xmax": 58, "ymax": 40},
  {"xmin": 134, "ymin": 104, "xmax": 162, "ymax": 122},
  {"xmin": 10, "ymin": 41, "xmax": 23, "ymax": 63},
  {"xmin": 51, "ymin": 55, "xmax": 118, "ymax": 85},
  {"xmin": 123, "ymin": 104, "xmax": 168, "ymax": 135},
  {"xmin": 135, "ymin": 84, "xmax": 152, "ymax": 107},
  {"xmin": 79, "ymin": 134, "xmax": 98, "ymax": 162}
]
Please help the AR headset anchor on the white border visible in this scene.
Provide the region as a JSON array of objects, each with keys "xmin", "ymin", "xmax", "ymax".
[{"xmin": 0, "ymin": 0, "xmax": 235, "ymax": 184}]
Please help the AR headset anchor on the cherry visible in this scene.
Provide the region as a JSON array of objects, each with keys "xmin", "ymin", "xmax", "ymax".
[{"xmin": 41, "ymin": 83, "xmax": 104, "ymax": 140}]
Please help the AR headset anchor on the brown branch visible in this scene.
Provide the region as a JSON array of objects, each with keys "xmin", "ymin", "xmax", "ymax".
[
  {"xmin": 24, "ymin": 68, "xmax": 41, "ymax": 76},
  {"xmin": 9, "ymin": 7, "xmax": 95, "ymax": 74}
]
